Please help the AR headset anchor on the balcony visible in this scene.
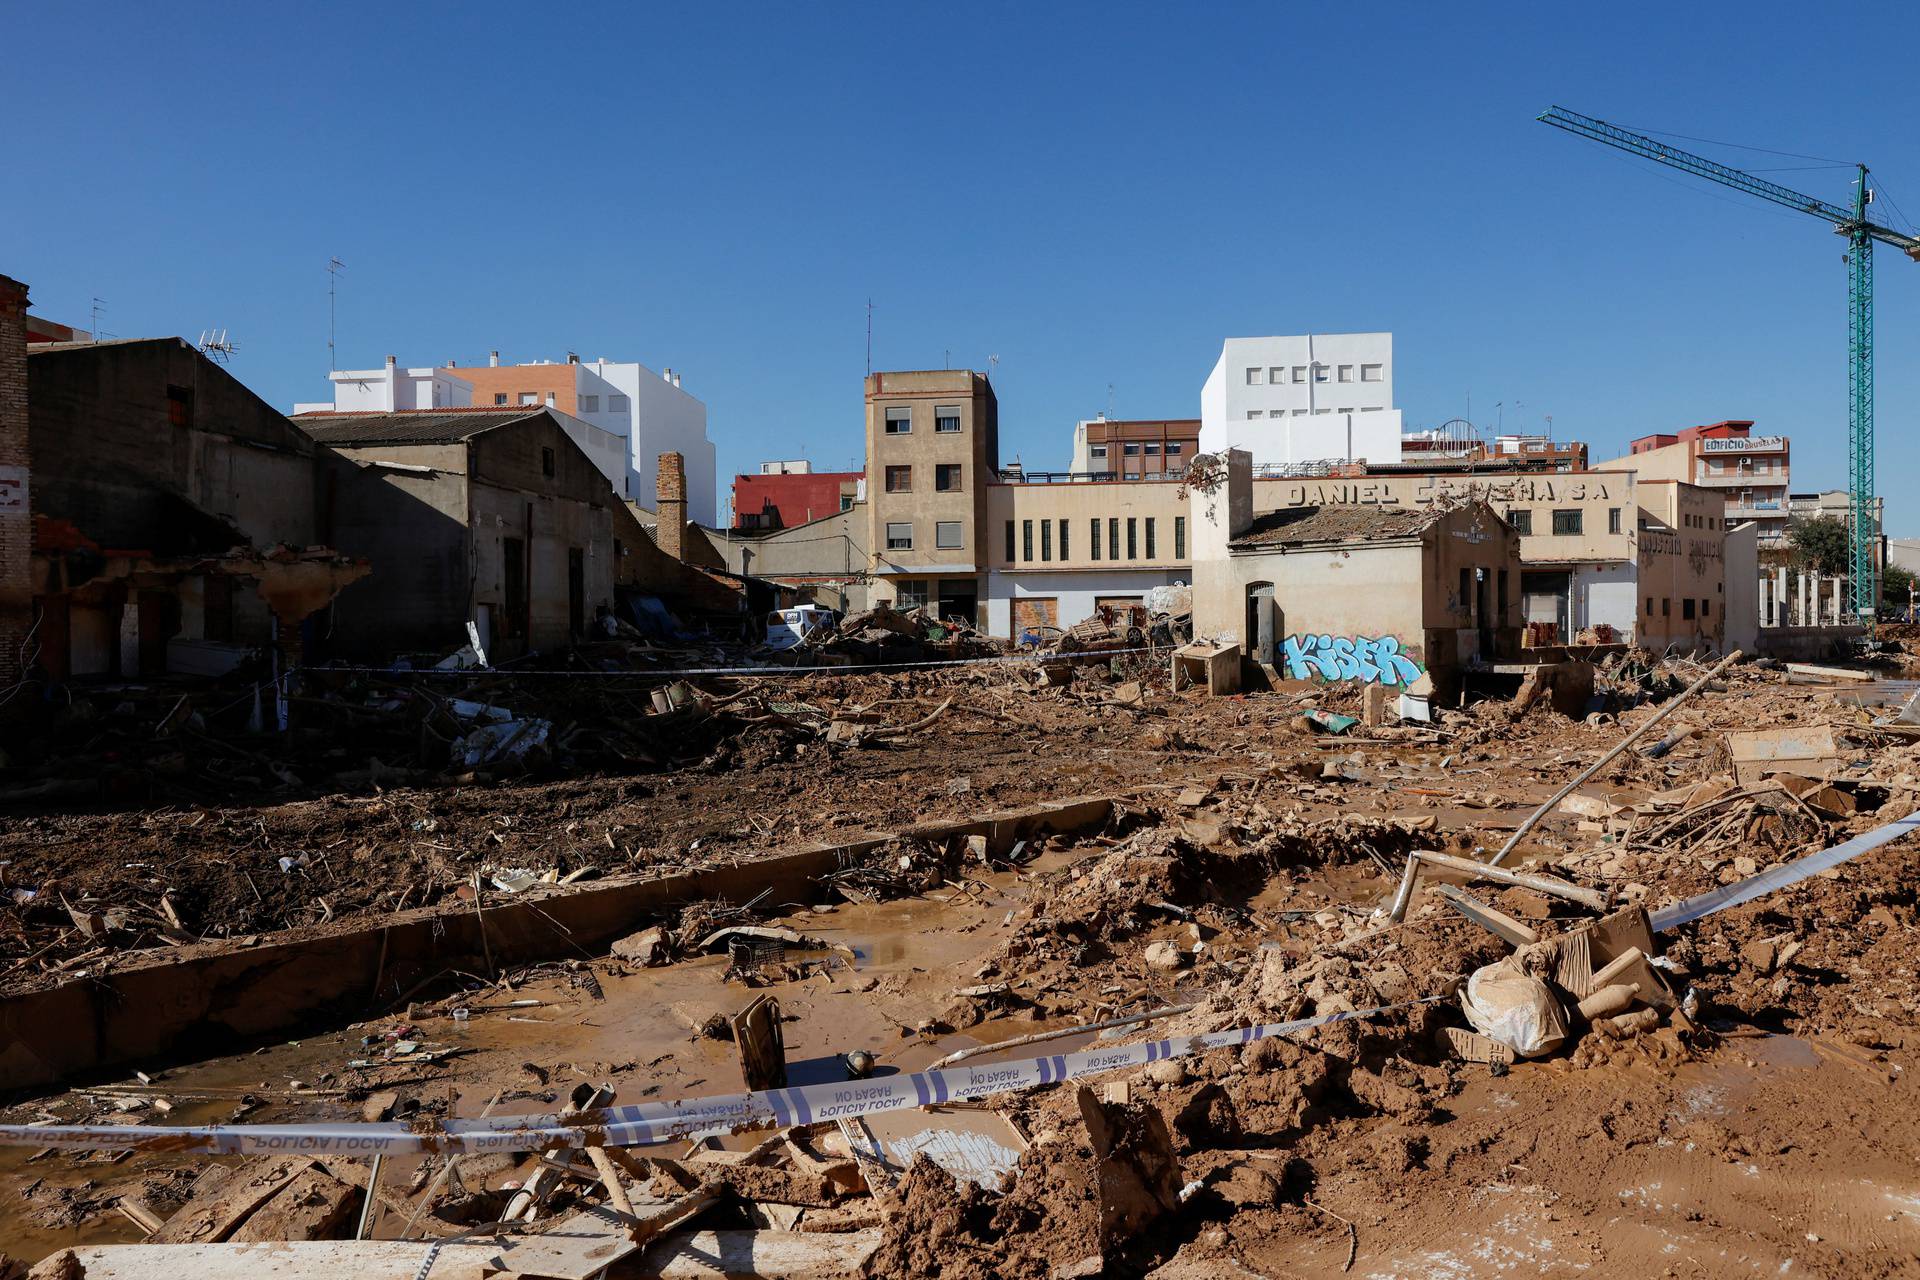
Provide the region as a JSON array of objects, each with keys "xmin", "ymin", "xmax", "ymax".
[
  {"xmin": 1725, "ymin": 501, "xmax": 1786, "ymax": 519},
  {"xmin": 1693, "ymin": 471, "xmax": 1788, "ymax": 488}
]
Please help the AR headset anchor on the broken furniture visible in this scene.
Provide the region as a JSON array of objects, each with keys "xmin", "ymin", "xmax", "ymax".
[{"xmin": 1170, "ymin": 640, "xmax": 1240, "ymax": 696}]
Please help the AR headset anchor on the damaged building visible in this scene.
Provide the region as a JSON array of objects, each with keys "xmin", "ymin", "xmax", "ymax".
[
  {"xmin": 18, "ymin": 323, "xmax": 366, "ymax": 682},
  {"xmin": 1190, "ymin": 449, "xmax": 1524, "ymax": 693}
]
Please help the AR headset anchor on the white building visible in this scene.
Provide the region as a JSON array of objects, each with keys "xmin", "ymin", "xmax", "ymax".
[
  {"xmin": 1198, "ymin": 333, "xmax": 1402, "ymax": 471},
  {"xmin": 297, "ymin": 352, "xmax": 718, "ymax": 524}
]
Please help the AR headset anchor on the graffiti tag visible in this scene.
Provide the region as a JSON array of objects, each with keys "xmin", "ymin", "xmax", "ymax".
[{"xmin": 1281, "ymin": 635, "xmax": 1424, "ymax": 686}]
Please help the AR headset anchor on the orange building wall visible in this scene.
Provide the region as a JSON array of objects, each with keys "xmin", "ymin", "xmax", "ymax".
[{"xmin": 445, "ymin": 364, "xmax": 577, "ymax": 414}]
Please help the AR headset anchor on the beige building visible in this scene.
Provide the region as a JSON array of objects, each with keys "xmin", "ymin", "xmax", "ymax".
[
  {"xmin": 1597, "ymin": 420, "xmax": 1789, "ymax": 547},
  {"xmin": 1635, "ymin": 480, "xmax": 1726, "ymax": 652},
  {"xmin": 701, "ymin": 504, "xmax": 871, "ymax": 614},
  {"xmin": 1190, "ymin": 451, "xmax": 1524, "ymax": 694},
  {"xmin": 864, "ymin": 371, "xmax": 998, "ymax": 621},
  {"xmin": 983, "ymin": 477, "xmax": 1190, "ymax": 636}
]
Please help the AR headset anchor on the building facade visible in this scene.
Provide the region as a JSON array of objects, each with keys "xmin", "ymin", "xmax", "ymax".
[
  {"xmin": 299, "ymin": 352, "xmax": 717, "ymax": 524},
  {"xmin": 983, "ymin": 477, "xmax": 1190, "ymax": 637},
  {"xmin": 863, "ymin": 370, "xmax": 998, "ymax": 622},
  {"xmin": 731, "ymin": 462, "xmax": 863, "ymax": 530},
  {"xmin": 1400, "ymin": 429, "xmax": 1588, "ymax": 471},
  {"xmin": 1599, "ymin": 421, "xmax": 1789, "ymax": 547},
  {"xmin": 1068, "ymin": 417, "xmax": 1199, "ymax": 479},
  {"xmin": 1198, "ymin": 333, "xmax": 1402, "ymax": 471},
  {"xmin": 0, "ymin": 277, "xmax": 30, "ymax": 689}
]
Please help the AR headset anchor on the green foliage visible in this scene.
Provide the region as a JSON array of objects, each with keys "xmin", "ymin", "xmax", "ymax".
[
  {"xmin": 1885, "ymin": 563, "xmax": 1917, "ymax": 613},
  {"xmin": 1789, "ymin": 515, "xmax": 1852, "ymax": 576}
]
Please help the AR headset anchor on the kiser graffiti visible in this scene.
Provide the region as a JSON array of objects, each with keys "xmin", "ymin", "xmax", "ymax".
[{"xmin": 1282, "ymin": 634, "xmax": 1423, "ymax": 686}]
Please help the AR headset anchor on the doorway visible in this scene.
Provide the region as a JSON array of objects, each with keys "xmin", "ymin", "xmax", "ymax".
[
  {"xmin": 1245, "ymin": 582, "xmax": 1275, "ymax": 665},
  {"xmin": 568, "ymin": 547, "xmax": 586, "ymax": 640}
]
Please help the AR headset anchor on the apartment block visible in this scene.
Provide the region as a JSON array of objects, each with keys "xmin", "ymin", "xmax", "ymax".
[
  {"xmin": 864, "ymin": 370, "xmax": 998, "ymax": 622},
  {"xmin": 1400, "ymin": 429, "xmax": 1588, "ymax": 471},
  {"xmin": 298, "ymin": 351, "xmax": 718, "ymax": 524},
  {"xmin": 1198, "ymin": 333, "xmax": 1402, "ymax": 471},
  {"xmin": 1598, "ymin": 420, "xmax": 1789, "ymax": 546},
  {"xmin": 1068, "ymin": 417, "xmax": 1199, "ymax": 479}
]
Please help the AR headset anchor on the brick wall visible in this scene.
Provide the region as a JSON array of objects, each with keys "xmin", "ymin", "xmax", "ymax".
[
  {"xmin": 0, "ymin": 274, "xmax": 30, "ymax": 687},
  {"xmin": 656, "ymin": 451, "xmax": 686, "ymax": 561}
]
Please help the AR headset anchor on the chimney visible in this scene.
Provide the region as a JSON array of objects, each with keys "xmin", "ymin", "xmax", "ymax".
[
  {"xmin": 672, "ymin": 371, "xmax": 682, "ymax": 388},
  {"xmin": 567, "ymin": 351, "xmax": 579, "ymax": 365},
  {"xmin": 656, "ymin": 452, "xmax": 687, "ymax": 562},
  {"xmin": 489, "ymin": 350, "xmax": 500, "ymax": 368},
  {"xmin": 385, "ymin": 354, "xmax": 397, "ymax": 368},
  {"xmin": 0, "ymin": 274, "xmax": 32, "ymax": 689}
]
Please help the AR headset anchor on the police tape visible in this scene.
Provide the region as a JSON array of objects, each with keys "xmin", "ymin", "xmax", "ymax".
[
  {"xmin": 1650, "ymin": 807, "xmax": 1920, "ymax": 932},
  {"xmin": 0, "ymin": 999, "xmax": 1440, "ymax": 1156},
  {"xmin": 9, "ymin": 812, "xmax": 1912, "ymax": 1158}
]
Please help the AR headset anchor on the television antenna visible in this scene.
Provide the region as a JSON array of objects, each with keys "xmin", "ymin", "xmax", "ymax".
[
  {"xmin": 90, "ymin": 297, "xmax": 106, "ymax": 342},
  {"xmin": 197, "ymin": 329, "xmax": 238, "ymax": 363},
  {"xmin": 327, "ymin": 257, "xmax": 347, "ymax": 370}
]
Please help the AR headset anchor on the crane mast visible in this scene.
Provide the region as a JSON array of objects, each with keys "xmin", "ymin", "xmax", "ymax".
[{"xmin": 1539, "ymin": 106, "xmax": 1920, "ymax": 626}]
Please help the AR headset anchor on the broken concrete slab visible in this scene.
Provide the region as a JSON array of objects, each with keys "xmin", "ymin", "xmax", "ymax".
[{"xmin": 1726, "ymin": 725, "xmax": 1840, "ymax": 786}]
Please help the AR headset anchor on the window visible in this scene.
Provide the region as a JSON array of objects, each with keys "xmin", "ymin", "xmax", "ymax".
[
  {"xmin": 1144, "ymin": 518, "xmax": 1156, "ymax": 559},
  {"xmin": 1269, "ymin": 366, "xmax": 1286, "ymax": 383},
  {"xmin": 1507, "ymin": 509, "xmax": 1531, "ymax": 535},
  {"xmin": 1022, "ymin": 519, "xmax": 1033, "ymax": 562},
  {"xmin": 840, "ymin": 494, "xmax": 853, "ymax": 512},
  {"xmin": 1647, "ymin": 597, "xmax": 1654, "ymax": 616},
  {"xmin": 936, "ymin": 406, "xmax": 961, "ymax": 433},
  {"xmin": 1608, "ymin": 507, "xmax": 1622, "ymax": 535},
  {"xmin": 1142, "ymin": 443, "xmax": 1159, "ymax": 455},
  {"xmin": 608, "ymin": 394, "xmax": 629, "ymax": 413},
  {"xmin": 1108, "ymin": 518, "xmax": 1119, "ymax": 561},
  {"xmin": 1245, "ymin": 367, "xmax": 1264, "ymax": 385},
  {"xmin": 886, "ymin": 522, "xmax": 913, "ymax": 550},
  {"xmin": 1291, "ymin": 365, "xmax": 1307, "ymax": 382},
  {"xmin": 896, "ymin": 579, "xmax": 928, "ymax": 608},
  {"xmin": 1090, "ymin": 445, "xmax": 1108, "ymax": 460},
  {"xmin": 1127, "ymin": 517, "xmax": 1138, "ymax": 559},
  {"xmin": 1662, "ymin": 598, "xmax": 1671, "ymax": 617},
  {"xmin": 541, "ymin": 446, "xmax": 556, "ymax": 477},
  {"xmin": 1123, "ymin": 443, "xmax": 1141, "ymax": 456},
  {"xmin": 1247, "ymin": 410, "xmax": 1263, "ymax": 420},
  {"xmin": 1703, "ymin": 599, "xmax": 1711, "ymax": 616},
  {"xmin": 936, "ymin": 464, "xmax": 963, "ymax": 492},
  {"xmin": 494, "ymin": 393, "xmax": 508, "ymax": 405},
  {"xmin": 580, "ymin": 394, "xmax": 599, "ymax": 413},
  {"xmin": 166, "ymin": 385, "xmax": 193, "ymax": 428},
  {"xmin": 519, "ymin": 392, "xmax": 538, "ymax": 405},
  {"xmin": 1174, "ymin": 516, "xmax": 1186, "ymax": 559},
  {"xmin": 1090, "ymin": 518, "xmax": 1102, "ymax": 561},
  {"xmin": 936, "ymin": 521, "xmax": 963, "ymax": 550},
  {"xmin": 1337, "ymin": 407, "xmax": 1354, "ymax": 415},
  {"xmin": 1313, "ymin": 365, "xmax": 1329, "ymax": 383},
  {"xmin": 1040, "ymin": 520, "xmax": 1052, "ymax": 562},
  {"xmin": 1551, "ymin": 509, "xmax": 1583, "ymax": 536},
  {"xmin": 1460, "ymin": 568, "xmax": 1472, "ymax": 619},
  {"xmin": 546, "ymin": 392, "xmax": 556, "ymax": 405},
  {"xmin": 886, "ymin": 465, "xmax": 912, "ymax": 493},
  {"xmin": 884, "ymin": 406, "xmax": 912, "ymax": 434},
  {"xmin": 1361, "ymin": 363, "xmax": 1384, "ymax": 382},
  {"xmin": 1338, "ymin": 364, "xmax": 1354, "ymax": 382},
  {"xmin": 1683, "ymin": 598, "xmax": 1696, "ymax": 620},
  {"xmin": 1058, "ymin": 519, "xmax": 1069, "ymax": 560},
  {"xmin": 503, "ymin": 537, "xmax": 527, "ymax": 638},
  {"xmin": 1165, "ymin": 442, "xmax": 1183, "ymax": 456},
  {"xmin": 1005, "ymin": 521, "xmax": 1016, "ymax": 562}
]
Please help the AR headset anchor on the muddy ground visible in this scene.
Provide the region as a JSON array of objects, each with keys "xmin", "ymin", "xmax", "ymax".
[{"xmin": 2, "ymin": 651, "xmax": 1919, "ymax": 1276}]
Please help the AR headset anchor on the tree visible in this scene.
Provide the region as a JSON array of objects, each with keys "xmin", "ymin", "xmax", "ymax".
[
  {"xmin": 1789, "ymin": 515, "xmax": 1852, "ymax": 576},
  {"xmin": 1885, "ymin": 563, "xmax": 1917, "ymax": 617}
]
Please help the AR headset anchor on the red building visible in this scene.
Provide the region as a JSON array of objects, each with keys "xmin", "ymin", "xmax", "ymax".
[{"xmin": 730, "ymin": 465, "xmax": 862, "ymax": 531}]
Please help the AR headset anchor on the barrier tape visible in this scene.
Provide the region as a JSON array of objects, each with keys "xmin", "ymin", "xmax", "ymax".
[
  {"xmin": 0, "ymin": 1000, "xmax": 1436, "ymax": 1156},
  {"xmin": 297, "ymin": 645, "xmax": 1163, "ymax": 682},
  {"xmin": 1650, "ymin": 807, "xmax": 1920, "ymax": 932},
  {"xmin": 9, "ymin": 811, "xmax": 1914, "ymax": 1156}
]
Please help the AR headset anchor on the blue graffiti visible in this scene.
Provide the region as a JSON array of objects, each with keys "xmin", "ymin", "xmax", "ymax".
[{"xmin": 1281, "ymin": 634, "xmax": 1423, "ymax": 687}]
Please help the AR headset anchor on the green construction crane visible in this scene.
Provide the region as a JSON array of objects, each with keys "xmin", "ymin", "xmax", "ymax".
[{"xmin": 1538, "ymin": 106, "xmax": 1920, "ymax": 625}]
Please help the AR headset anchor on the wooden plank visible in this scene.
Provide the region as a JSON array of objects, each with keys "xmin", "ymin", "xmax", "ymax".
[
  {"xmin": 643, "ymin": 1229, "xmax": 885, "ymax": 1279},
  {"xmin": 39, "ymin": 1241, "xmax": 503, "ymax": 1280},
  {"xmin": 149, "ymin": 1156, "xmax": 314, "ymax": 1244},
  {"xmin": 732, "ymin": 994, "xmax": 787, "ymax": 1091},
  {"xmin": 1432, "ymin": 884, "xmax": 1539, "ymax": 947},
  {"xmin": 1725, "ymin": 725, "xmax": 1839, "ymax": 786}
]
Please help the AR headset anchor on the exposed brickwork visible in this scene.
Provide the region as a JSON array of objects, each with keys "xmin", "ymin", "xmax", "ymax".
[
  {"xmin": 0, "ymin": 274, "xmax": 31, "ymax": 687},
  {"xmin": 656, "ymin": 451, "xmax": 687, "ymax": 562}
]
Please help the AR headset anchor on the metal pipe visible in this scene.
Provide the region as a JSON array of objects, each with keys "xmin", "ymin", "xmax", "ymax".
[
  {"xmin": 1491, "ymin": 649, "xmax": 1743, "ymax": 865},
  {"xmin": 1411, "ymin": 848, "xmax": 1608, "ymax": 911},
  {"xmin": 932, "ymin": 1003, "xmax": 1197, "ymax": 1068}
]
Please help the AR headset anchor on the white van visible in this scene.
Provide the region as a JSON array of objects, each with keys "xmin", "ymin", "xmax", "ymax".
[{"xmin": 764, "ymin": 605, "xmax": 837, "ymax": 651}]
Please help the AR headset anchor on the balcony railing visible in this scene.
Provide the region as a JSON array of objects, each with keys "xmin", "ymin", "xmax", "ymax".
[{"xmin": 1001, "ymin": 469, "xmax": 1186, "ymax": 484}]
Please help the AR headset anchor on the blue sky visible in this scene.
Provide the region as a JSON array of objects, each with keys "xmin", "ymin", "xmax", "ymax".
[{"xmin": 9, "ymin": 1, "xmax": 1920, "ymax": 531}]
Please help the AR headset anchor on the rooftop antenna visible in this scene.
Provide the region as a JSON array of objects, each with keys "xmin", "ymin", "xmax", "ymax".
[
  {"xmin": 1107, "ymin": 382, "xmax": 1115, "ymax": 420},
  {"xmin": 988, "ymin": 354, "xmax": 1000, "ymax": 382},
  {"xmin": 327, "ymin": 257, "xmax": 347, "ymax": 371},
  {"xmin": 865, "ymin": 299, "xmax": 872, "ymax": 377},
  {"xmin": 90, "ymin": 297, "xmax": 106, "ymax": 342},
  {"xmin": 197, "ymin": 328, "xmax": 238, "ymax": 363}
]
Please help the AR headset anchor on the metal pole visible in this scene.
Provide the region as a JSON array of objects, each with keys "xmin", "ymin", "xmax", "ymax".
[{"xmin": 355, "ymin": 1153, "xmax": 383, "ymax": 1239}]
